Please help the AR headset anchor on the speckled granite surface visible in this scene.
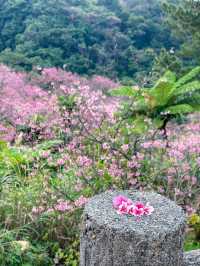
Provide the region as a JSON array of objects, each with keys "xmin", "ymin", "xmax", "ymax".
[
  {"xmin": 80, "ymin": 190, "xmax": 186, "ymax": 266},
  {"xmin": 184, "ymin": 250, "xmax": 200, "ymax": 266}
]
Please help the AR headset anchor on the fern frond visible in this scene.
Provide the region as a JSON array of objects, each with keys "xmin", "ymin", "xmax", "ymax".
[
  {"xmin": 171, "ymin": 80, "xmax": 200, "ymax": 97},
  {"xmin": 164, "ymin": 104, "xmax": 194, "ymax": 114},
  {"xmin": 149, "ymin": 71, "xmax": 176, "ymax": 106},
  {"xmin": 175, "ymin": 66, "xmax": 200, "ymax": 88}
]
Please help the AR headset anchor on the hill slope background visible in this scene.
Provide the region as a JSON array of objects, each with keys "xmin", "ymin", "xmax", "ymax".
[{"xmin": 0, "ymin": 0, "xmax": 178, "ymax": 82}]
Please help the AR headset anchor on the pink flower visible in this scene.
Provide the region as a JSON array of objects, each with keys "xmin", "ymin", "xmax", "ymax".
[
  {"xmin": 77, "ymin": 156, "xmax": 92, "ymax": 167},
  {"xmin": 113, "ymin": 195, "xmax": 132, "ymax": 209},
  {"xmin": 191, "ymin": 176, "xmax": 197, "ymax": 185},
  {"xmin": 113, "ymin": 196, "xmax": 154, "ymax": 218},
  {"xmin": 135, "ymin": 202, "xmax": 145, "ymax": 209},
  {"xmin": 128, "ymin": 202, "xmax": 145, "ymax": 217},
  {"xmin": 54, "ymin": 200, "xmax": 72, "ymax": 212},
  {"xmin": 74, "ymin": 196, "xmax": 88, "ymax": 207},
  {"xmin": 121, "ymin": 144, "xmax": 129, "ymax": 152},
  {"xmin": 186, "ymin": 205, "xmax": 196, "ymax": 215},
  {"xmin": 117, "ymin": 201, "xmax": 130, "ymax": 215},
  {"xmin": 128, "ymin": 205, "xmax": 144, "ymax": 217},
  {"xmin": 41, "ymin": 151, "xmax": 50, "ymax": 158},
  {"xmin": 143, "ymin": 203, "xmax": 154, "ymax": 215},
  {"xmin": 57, "ymin": 158, "xmax": 65, "ymax": 166},
  {"xmin": 102, "ymin": 143, "xmax": 109, "ymax": 150},
  {"xmin": 32, "ymin": 206, "xmax": 45, "ymax": 214}
]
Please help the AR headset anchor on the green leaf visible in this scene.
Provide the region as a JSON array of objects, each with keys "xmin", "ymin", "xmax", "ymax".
[
  {"xmin": 152, "ymin": 118, "xmax": 164, "ymax": 128},
  {"xmin": 110, "ymin": 86, "xmax": 138, "ymax": 97},
  {"xmin": 152, "ymin": 71, "xmax": 176, "ymax": 91},
  {"xmin": 58, "ymin": 95, "xmax": 76, "ymax": 111},
  {"xmin": 164, "ymin": 104, "xmax": 194, "ymax": 114},
  {"xmin": 0, "ymin": 140, "xmax": 8, "ymax": 151},
  {"xmin": 149, "ymin": 71, "xmax": 175, "ymax": 106},
  {"xmin": 171, "ymin": 80, "xmax": 200, "ymax": 97},
  {"xmin": 35, "ymin": 140, "xmax": 63, "ymax": 151},
  {"xmin": 175, "ymin": 66, "xmax": 200, "ymax": 88},
  {"xmin": 132, "ymin": 116, "xmax": 149, "ymax": 134},
  {"xmin": 187, "ymin": 103, "xmax": 200, "ymax": 112}
]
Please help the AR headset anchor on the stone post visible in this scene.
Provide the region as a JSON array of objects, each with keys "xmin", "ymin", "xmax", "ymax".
[
  {"xmin": 184, "ymin": 250, "xmax": 200, "ymax": 265},
  {"xmin": 80, "ymin": 191, "xmax": 186, "ymax": 266}
]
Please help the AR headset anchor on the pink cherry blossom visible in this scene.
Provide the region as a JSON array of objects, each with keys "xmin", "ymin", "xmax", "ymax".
[{"xmin": 113, "ymin": 195, "xmax": 132, "ymax": 209}]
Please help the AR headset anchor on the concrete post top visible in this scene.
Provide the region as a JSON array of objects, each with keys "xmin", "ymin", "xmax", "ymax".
[{"xmin": 84, "ymin": 190, "xmax": 186, "ymax": 237}]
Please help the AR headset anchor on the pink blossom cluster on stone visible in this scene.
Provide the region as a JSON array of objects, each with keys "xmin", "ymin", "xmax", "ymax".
[{"xmin": 113, "ymin": 195, "xmax": 154, "ymax": 217}]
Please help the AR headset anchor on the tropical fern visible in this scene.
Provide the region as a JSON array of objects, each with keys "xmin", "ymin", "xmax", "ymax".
[{"xmin": 111, "ymin": 67, "xmax": 200, "ymax": 133}]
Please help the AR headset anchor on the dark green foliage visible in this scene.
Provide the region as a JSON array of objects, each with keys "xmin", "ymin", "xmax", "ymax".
[
  {"xmin": 0, "ymin": 0, "xmax": 176, "ymax": 81},
  {"xmin": 163, "ymin": 0, "xmax": 200, "ymax": 71},
  {"xmin": 152, "ymin": 48, "xmax": 183, "ymax": 78}
]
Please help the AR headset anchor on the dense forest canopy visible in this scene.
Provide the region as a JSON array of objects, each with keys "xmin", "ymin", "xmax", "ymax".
[
  {"xmin": 0, "ymin": 0, "xmax": 178, "ymax": 82},
  {"xmin": 164, "ymin": 0, "xmax": 200, "ymax": 68}
]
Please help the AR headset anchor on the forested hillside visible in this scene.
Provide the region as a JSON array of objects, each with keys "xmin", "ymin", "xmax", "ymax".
[
  {"xmin": 0, "ymin": 0, "xmax": 177, "ymax": 82},
  {"xmin": 165, "ymin": 0, "xmax": 200, "ymax": 68}
]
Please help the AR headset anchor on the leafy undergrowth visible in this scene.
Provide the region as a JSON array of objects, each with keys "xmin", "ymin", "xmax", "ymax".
[
  {"xmin": 0, "ymin": 65, "xmax": 200, "ymax": 265},
  {"xmin": 184, "ymin": 231, "xmax": 200, "ymax": 252},
  {"xmin": 185, "ymin": 240, "xmax": 200, "ymax": 252}
]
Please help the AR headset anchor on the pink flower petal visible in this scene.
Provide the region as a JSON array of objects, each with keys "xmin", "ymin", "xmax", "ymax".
[
  {"xmin": 135, "ymin": 202, "xmax": 145, "ymax": 209},
  {"xmin": 117, "ymin": 201, "xmax": 129, "ymax": 214},
  {"xmin": 143, "ymin": 203, "xmax": 154, "ymax": 215},
  {"xmin": 128, "ymin": 205, "xmax": 145, "ymax": 216},
  {"xmin": 113, "ymin": 195, "xmax": 132, "ymax": 209}
]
